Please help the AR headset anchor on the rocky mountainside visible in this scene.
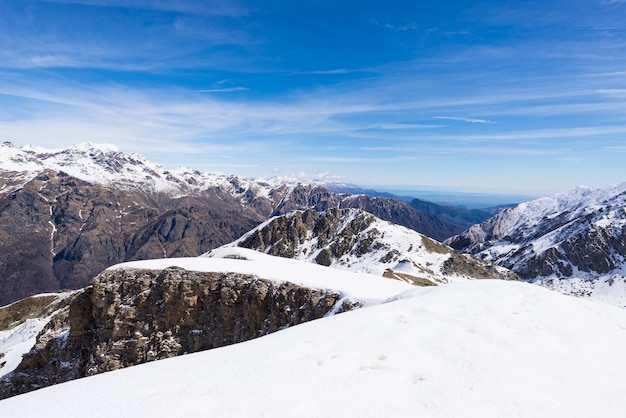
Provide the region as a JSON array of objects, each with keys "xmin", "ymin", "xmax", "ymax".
[
  {"xmin": 226, "ymin": 208, "xmax": 519, "ymax": 286},
  {"xmin": 446, "ymin": 183, "xmax": 626, "ymax": 306},
  {"xmin": 0, "ymin": 169, "xmax": 264, "ymax": 305},
  {"xmin": 0, "ymin": 248, "xmax": 409, "ymax": 399},
  {"xmin": 0, "ymin": 142, "xmax": 466, "ymax": 305}
]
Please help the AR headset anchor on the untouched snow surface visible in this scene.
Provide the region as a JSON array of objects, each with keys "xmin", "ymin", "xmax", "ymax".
[{"xmin": 1, "ymin": 280, "xmax": 626, "ymax": 417}]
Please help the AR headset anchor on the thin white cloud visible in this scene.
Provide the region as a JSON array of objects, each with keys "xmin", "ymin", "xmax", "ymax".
[
  {"xmin": 372, "ymin": 123, "xmax": 443, "ymax": 130},
  {"xmin": 370, "ymin": 19, "xmax": 417, "ymax": 31},
  {"xmin": 595, "ymin": 89, "xmax": 626, "ymax": 95},
  {"xmin": 198, "ymin": 87, "xmax": 249, "ymax": 93},
  {"xmin": 431, "ymin": 125, "xmax": 626, "ymax": 142},
  {"xmin": 584, "ymin": 71, "xmax": 626, "ymax": 77},
  {"xmin": 433, "ymin": 116, "xmax": 497, "ymax": 124},
  {"xmin": 304, "ymin": 69, "xmax": 354, "ymax": 75},
  {"xmin": 310, "ymin": 155, "xmax": 421, "ymax": 163},
  {"xmin": 602, "ymin": 146, "xmax": 626, "ymax": 152}
]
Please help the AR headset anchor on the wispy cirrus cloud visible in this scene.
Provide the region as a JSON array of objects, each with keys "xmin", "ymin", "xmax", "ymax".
[
  {"xmin": 369, "ymin": 19, "xmax": 418, "ymax": 31},
  {"xmin": 371, "ymin": 123, "xmax": 443, "ymax": 130},
  {"xmin": 198, "ymin": 87, "xmax": 249, "ymax": 93},
  {"xmin": 0, "ymin": 1, "xmax": 256, "ymax": 72},
  {"xmin": 432, "ymin": 116, "xmax": 497, "ymax": 124}
]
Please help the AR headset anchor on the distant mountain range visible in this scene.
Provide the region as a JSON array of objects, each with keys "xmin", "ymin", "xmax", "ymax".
[
  {"xmin": 2, "ymin": 141, "xmax": 625, "ymax": 309},
  {"xmin": 0, "ymin": 142, "xmax": 490, "ymax": 305}
]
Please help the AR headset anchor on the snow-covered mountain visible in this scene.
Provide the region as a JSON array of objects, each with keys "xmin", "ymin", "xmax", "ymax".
[
  {"xmin": 0, "ymin": 141, "xmax": 284, "ymax": 201},
  {"xmin": 1, "ymin": 257, "xmax": 626, "ymax": 417},
  {"xmin": 0, "ymin": 141, "xmax": 470, "ymax": 240},
  {"xmin": 446, "ymin": 182, "xmax": 626, "ymax": 307},
  {"xmin": 0, "ymin": 142, "xmax": 473, "ymax": 305},
  {"xmin": 222, "ymin": 208, "xmax": 518, "ymax": 285}
]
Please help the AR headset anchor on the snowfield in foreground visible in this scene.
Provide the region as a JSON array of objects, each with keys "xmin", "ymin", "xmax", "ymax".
[{"xmin": 1, "ymin": 278, "xmax": 626, "ymax": 417}]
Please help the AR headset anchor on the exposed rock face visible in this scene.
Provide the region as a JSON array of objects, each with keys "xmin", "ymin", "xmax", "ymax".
[
  {"xmin": 0, "ymin": 170, "xmax": 263, "ymax": 305},
  {"xmin": 338, "ymin": 193, "xmax": 457, "ymax": 241},
  {"xmin": 0, "ymin": 267, "xmax": 359, "ymax": 399},
  {"xmin": 230, "ymin": 208, "xmax": 519, "ymax": 285},
  {"xmin": 272, "ymin": 185, "xmax": 460, "ymax": 241}
]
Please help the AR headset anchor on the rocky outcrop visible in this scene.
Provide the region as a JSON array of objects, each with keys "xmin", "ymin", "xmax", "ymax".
[
  {"xmin": 338, "ymin": 193, "xmax": 457, "ymax": 241},
  {"xmin": 0, "ymin": 266, "xmax": 360, "ymax": 399},
  {"xmin": 231, "ymin": 208, "xmax": 519, "ymax": 285},
  {"xmin": 272, "ymin": 185, "xmax": 460, "ymax": 242}
]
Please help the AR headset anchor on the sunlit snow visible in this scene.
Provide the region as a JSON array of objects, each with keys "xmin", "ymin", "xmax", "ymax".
[{"xmin": 1, "ymin": 279, "xmax": 625, "ymax": 417}]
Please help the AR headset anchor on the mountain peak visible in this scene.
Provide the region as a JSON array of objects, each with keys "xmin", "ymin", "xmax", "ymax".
[{"xmin": 68, "ymin": 142, "xmax": 120, "ymax": 153}]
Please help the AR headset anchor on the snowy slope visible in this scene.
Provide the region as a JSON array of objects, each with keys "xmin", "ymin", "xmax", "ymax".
[
  {"xmin": 110, "ymin": 246, "xmax": 414, "ymax": 305},
  {"xmin": 0, "ymin": 318, "xmax": 50, "ymax": 379},
  {"xmin": 446, "ymin": 182, "xmax": 626, "ymax": 307},
  {"xmin": 1, "ymin": 279, "xmax": 626, "ymax": 417},
  {"xmin": 224, "ymin": 208, "xmax": 517, "ymax": 285}
]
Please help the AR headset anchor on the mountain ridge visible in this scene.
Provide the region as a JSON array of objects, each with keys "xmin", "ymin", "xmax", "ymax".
[
  {"xmin": 1, "ymin": 142, "xmax": 472, "ymax": 305},
  {"xmin": 226, "ymin": 208, "xmax": 518, "ymax": 285},
  {"xmin": 446, "ymin": 182, "xmax": 626, "ymax": 307}
]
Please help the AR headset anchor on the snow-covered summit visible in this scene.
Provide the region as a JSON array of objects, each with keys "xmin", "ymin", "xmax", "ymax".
[
  {"xmin": 0, "ymin": 141, "xmax": 43, "ymax": 172},
  {"xmin": 473, "ymin": 182, "xmax": 626, "ymax": 242},
  {"xmin": 0, "ymin": 142, "xmax": 355, "ymax": 204},
  {"xmin": 0, "ymin": 142, "xmax": 288, "ymax": 199}
]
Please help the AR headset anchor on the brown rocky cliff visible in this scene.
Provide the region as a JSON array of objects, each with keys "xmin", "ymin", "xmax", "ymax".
[
  {"xmin": 0, "ymin": 171, "xmax": 263, "ymax": 305},
  {"xmin": 0, "ymin": 267, "xmax": 361, "ymax": 399}
]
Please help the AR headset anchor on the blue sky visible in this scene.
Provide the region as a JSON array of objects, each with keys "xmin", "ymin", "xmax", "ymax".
[{"xmin": 1, "ymin": 0, "xmax": 626, "ymax": 196}]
